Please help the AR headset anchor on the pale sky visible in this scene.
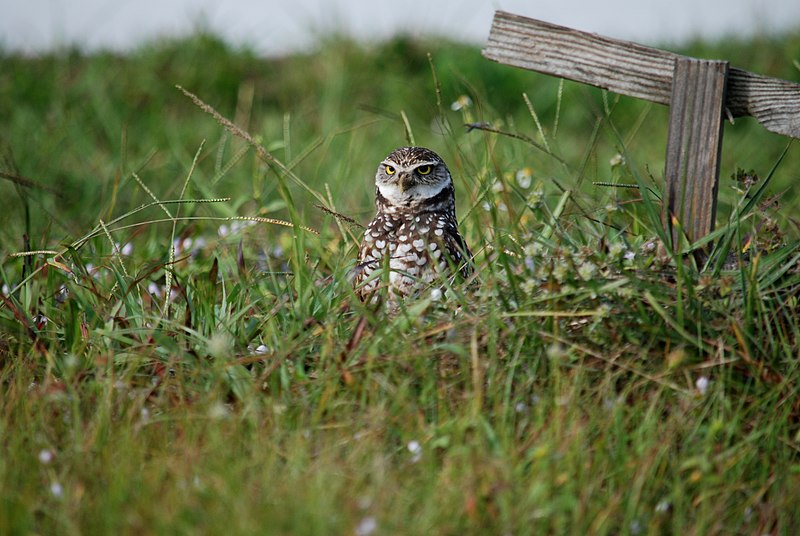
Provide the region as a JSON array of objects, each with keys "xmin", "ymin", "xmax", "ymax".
[{"xmin": 2, "ymin": 0, "xmax": 799, "ymax": 55}]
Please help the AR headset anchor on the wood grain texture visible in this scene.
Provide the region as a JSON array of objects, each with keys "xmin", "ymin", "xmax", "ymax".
[
  {"xmin": 483, "ymin": 11, "xmax": 800, "ymax": 138},
  {"xmin": 664, "ymin": 59, "xmax": 729, "ymax": 244}
]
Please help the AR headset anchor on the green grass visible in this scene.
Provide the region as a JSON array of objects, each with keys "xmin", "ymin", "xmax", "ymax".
[{"xmin": 1, "ymin": 29, "xmax": 800, "ymax": 534}]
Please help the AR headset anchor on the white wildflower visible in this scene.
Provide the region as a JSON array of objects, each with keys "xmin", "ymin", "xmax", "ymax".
[
  {"xmin": 50, "ymin": 482, "xmax": 64, "ymax": 497},
  {"xmin": 407, "ymin": 440, "xmax": 422, "ymax": 463},
  {"xmin": 527, "ymin": 187, "xmax": 544, "ymax": 208},
  {"xmin": 355, "ymin": 516, "xmax": 377, "ymax": 536},
  {"xmin": 148, "ymin": 282, "xmax": 162, "ymax": 297},
  {"xmin": 577, "ymin": 261, "xmax": 597, "ymax": 281},
  {"xmin": 450, "ymin": 95, "xmax": 472, "ymax": 111},
  {"xmin": 655, "ymin": 499, "xmax": 670, "ymax": 513},
  {"xmin": 523, "ymin": 242, "xmax": 544, "ymax": 257},
  {"xmin": 608, "ymin": 242, "xmax": 625, "ymax": 258},
  {"xmin": 552, "ymin": 261, "xmax": 568, "ymax": 282},
  {"xmin": 208, "ymin": 402, "xmax": 230, "ymax": 420},
  {"xmin": 38, "ymin": 449, "xmax": 54, "ymax": 464},
  {"xmin": 515, "ymin": 167, "xmax": 533, "ymax": 189},
  {"xmin": 695, "ymin": 376, "xmax": 710, "ymax": 395}
]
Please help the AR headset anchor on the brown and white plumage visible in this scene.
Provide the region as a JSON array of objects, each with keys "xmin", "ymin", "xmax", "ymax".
[{"xmin": 353, "ymin": 146, "xmax": 472, "ymax": 302}]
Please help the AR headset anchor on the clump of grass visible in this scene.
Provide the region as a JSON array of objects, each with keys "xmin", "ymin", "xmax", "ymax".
[{"xmin": 1, "ymin": 31, "xmax": 800, "ymax": 534}]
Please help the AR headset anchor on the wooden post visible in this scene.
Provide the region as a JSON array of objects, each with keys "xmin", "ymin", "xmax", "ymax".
[{"xmin": 664, "ymin": 58, "xmax": 729, "ymax": 246}]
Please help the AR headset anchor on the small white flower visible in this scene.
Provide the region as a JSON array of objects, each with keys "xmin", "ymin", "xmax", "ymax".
[
  {"xmin": 520, "ymin": 279, "xmax": 538, "ymax": 294},
  {"xmin": 523, "ymin": 242, "xmax": 544, "ymax": 257},
  {"xmin": 140, "ymin": 407, "xmax": 150, "ymax": 422},
  {"xmin": 695, "ymin": 376, "xmax": 710, "ymax": 395},
  {"xmin": 577, "ymin": 261, "xmax": 597, "ymax": 281},
  {"xmin": 218, "ymin": 224, "xmax": 230, "ymax": 237},
  {"xmin": 450, "ymin": 95, "xmax": 472, "ymax": 111},
  {"xmin": 120, "ymin": 242, "xmax": 133, "ymax": 256},
  {"xmin": 609, "ymin": 153, "xmax": 625, "ymax": 167},
  {"xmin": 208, "ymin": 401, "xmax": 230, "ymax": 420},
  {"xmin": 430, "ymin": 288, "xmax": 443, "ymax": 301},
  {"xmin": 514, "ymin": 402, "xmax": 528, "ymax": 414},
  {"xmin": 527, "ymin": 188, "xmax": 544, "ymax": 207},
  {"xmin": 148, "ymin": 282, "xmax": 162, "ymax": 297},
  {"xmin": 254, "ymin": 344, "xmax": 270, "ymax": 354},
  {"xmin": 515, "ymin": 167, "xmax": 533, "ymax": 189},
  {"xmin": 655, "ymin": 499, "xmax": 670, "ymax": 513},
  {"xmin": 552, "ymin": 261, "xmax": 568, "ymax": 282},
  {"xmin": 355, "ymin": 516, "xmax": 377, "ymax": 536},
  {"xmin": 524, "ymin": 256, "xmax": 535, "ymax": 272},
  {"xmin": 623, "ymin": 250, "xmax": 636, "ymax": 261},
  {"xmin": 50, "ymin": 482, "xmax": 63, "ymax": 497},
  {"xmin": 546, "ymin": 343, "xmax": 566, "ymax": 360},
  {"xmin": 407, "ymin": 440, "xmax": 422, "ymax": 463},
  {"xmin": 38, "ymin": 449, "xmax": 54, "ymax": 464},
  {"xmin": 2, "ymin": 283, "xmax": 10, "ymax": 295},
  {"xmin": 641, "ymin": 240, "xmax": 657, "ymax": 253},
  {"xmin": 608, "ymin": 242, "xmax": 625, "ymax": 258}
]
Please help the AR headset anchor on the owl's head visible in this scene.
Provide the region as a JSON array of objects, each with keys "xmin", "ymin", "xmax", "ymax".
[{"xmin": 374, "ymin": 146, "xmax": 453, "ymax": 212}]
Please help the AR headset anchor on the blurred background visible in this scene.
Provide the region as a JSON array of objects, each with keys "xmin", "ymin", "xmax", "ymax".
[{"xmin": 4, "ymin": 0, "xmax": 800, "ymax": 54}]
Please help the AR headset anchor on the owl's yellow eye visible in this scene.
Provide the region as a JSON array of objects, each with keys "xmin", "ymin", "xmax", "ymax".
[
  {"xmin": 417, "ymin": 165, "xmax": 432, "ymax": 175},
  {"xmin": 385, "ymin": 165, "xmax": 396, "ymax": 175}
]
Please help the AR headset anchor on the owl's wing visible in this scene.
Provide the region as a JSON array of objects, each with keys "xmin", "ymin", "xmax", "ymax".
[{"xmin": 442, "ymin": 218, "xmax": 473, "ymax": 279}]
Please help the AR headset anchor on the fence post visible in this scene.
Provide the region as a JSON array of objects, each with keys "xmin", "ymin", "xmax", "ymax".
[{"xmin": 664, "ymin": 58, "xmax": 729, "ymax": 249}]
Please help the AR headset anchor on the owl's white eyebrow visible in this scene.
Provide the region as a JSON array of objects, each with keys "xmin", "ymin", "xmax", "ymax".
[{"xmin": 380, "ymin": 161, "xmax": 438, "ymax": 168}]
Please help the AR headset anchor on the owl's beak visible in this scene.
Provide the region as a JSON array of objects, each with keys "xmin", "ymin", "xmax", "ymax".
[{"xmin": 399, "ymin": 172, "xmax": 414, "ymax": 193}]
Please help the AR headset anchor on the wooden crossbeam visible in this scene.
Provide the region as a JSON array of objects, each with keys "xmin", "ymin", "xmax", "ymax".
[{"xmin": 483, "ymin": 11, "xmax": 800, "ymax": 138}]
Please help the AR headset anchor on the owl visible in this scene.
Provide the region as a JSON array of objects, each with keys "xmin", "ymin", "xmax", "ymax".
[{"xmin": 353, "ymin": 146, "xmax": 472, "ymax": 302}]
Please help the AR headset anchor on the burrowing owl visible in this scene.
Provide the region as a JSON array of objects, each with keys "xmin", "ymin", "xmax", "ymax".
[{"xmin": 354, "ymin": 146, "xmax": 472, "ymax": 302}]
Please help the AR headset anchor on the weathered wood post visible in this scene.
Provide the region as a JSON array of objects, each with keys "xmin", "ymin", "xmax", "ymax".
[
  {"xmin": 482, "ymin": 11, "xmax": 800, "ymax": 249},
  {"xmin": 664, "ymin": 58, "xmax": 728, "ymax": 245}
]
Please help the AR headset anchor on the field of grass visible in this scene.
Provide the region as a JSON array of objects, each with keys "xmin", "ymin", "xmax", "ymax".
[{"xmin": 1, "ymin": 26, "xmax": 800, "ymax": 534}]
